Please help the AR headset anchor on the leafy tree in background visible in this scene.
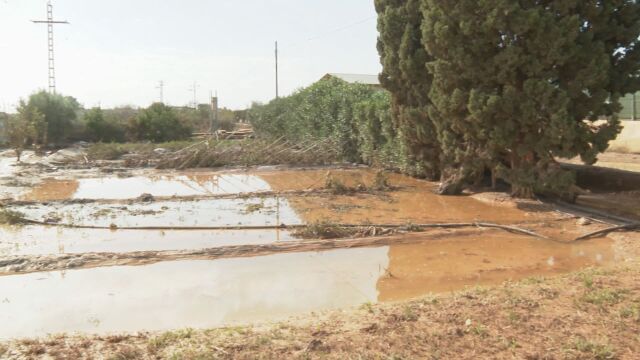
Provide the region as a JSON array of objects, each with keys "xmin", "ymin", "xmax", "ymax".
[
  {"xmin": 22, "ymin": 91, "xmax": 81, "ymax": 146},
  {"xmin": 249, "ymin": 78, "xmax": 395, "ymax": 164},
  {"xmin": 5, "ymin": 109, "xmax": 39, "ymax": 161},
  {"xmin": 129, "ymin": 103, "xmax": 192, "ymax": 142},
  {"xmin": 375, "ymin": 0, "xmax": 441, "ymax": 180},
  {"xmin": 84, "ymin": 107, "xmax": 126, "ymax": 143}
]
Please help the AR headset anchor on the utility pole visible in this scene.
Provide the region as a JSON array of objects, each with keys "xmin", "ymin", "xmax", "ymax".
[
  {"xmin": 189, "ymin": 81, "xmax": 199, "ymax": 109},
  {"xmin": 210, "ymin": 91, "xmax": 219, "ymax": 134},
  {"xmin": 32, "ymin": 1, "xmax": 69, "ymax": 94},
  {"xmin": 156, "ymin": 81, "xmax": 165, "ymax": 103},
  {"xmin": 275, "ymin": 41, "xmax": 279, "ymax": 99},
  {"xmin": 633, "ymin": 93, "xmax": 637, "ymax": 121}
]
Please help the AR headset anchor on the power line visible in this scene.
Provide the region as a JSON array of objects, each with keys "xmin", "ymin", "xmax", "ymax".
[{"xmin": 31, "ymin": 1, "xmax": 69, "ymax": 94}]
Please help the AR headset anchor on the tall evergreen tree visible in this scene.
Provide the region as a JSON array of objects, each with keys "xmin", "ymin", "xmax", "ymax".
[
  {"xmin": 376, "ymin": 0, "xmax": 640, "ymax": 197},
  {"xmin": 375, "ymin": 0, "xmax": 441, "ymax": 180}
]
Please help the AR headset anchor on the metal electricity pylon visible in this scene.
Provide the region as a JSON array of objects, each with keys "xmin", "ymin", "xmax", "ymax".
[{"xmin": 32, "ymin": 1, "xmax": 69, "ymax": 94}]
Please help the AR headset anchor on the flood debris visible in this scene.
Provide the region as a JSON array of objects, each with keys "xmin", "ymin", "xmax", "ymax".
[{"xmin": 152, "ymin": 138, "xmax": 344, "ymax": 170}]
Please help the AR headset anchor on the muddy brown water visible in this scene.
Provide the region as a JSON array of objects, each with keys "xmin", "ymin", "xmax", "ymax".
[
  {"xmin": 0, "ymin": 234, "xmax": 612, "ymax": 339},
  {"xmin": 22, "ymin": 173, "xmax": 273, "ymax": 201},
  {"xmin": 0, "ymin": 167, "xmax": 617, "ymax": 339}
]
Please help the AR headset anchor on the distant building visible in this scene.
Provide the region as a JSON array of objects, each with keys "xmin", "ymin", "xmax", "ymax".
[
  {"xmin": 320, "ymin": 73, "xmax": 381, "ymax": 88},
  {"xmin": 620, "ymin": 92, "xmax": 639, "ymax": 120}
]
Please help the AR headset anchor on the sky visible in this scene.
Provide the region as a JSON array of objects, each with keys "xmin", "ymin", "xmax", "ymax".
[{"xmin": 0, "ymin": 0, "xmax": 382, "ymax": 111}]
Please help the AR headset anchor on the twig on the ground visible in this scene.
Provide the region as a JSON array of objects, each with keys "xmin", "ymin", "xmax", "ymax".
[{"xmin": 574, "ymin": 223, "xmax": 640, "ymax": 241}]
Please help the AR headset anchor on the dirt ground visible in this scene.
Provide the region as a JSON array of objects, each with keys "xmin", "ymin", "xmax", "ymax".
[{"xmin": 0, "ymin": 149, "xmax": 639, "ymax": 359}]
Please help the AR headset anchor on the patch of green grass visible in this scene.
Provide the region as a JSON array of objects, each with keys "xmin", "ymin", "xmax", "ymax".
[
  {"xmin": 293, "ymin": 221, "xmax": 357, "ymax": 240},
  {"xmin": 620, "ymin": 304, "xmax": 640, "ymax": 321},
  {"xmin": 108, "ymin": 346, "xmax": 142, "ymax": 360},
  {"xmin": 243, "ymin": 202, "xmax": 264, "ymax": 214},
  {"xmin": 400, "ymin": 305, "xmax": 419, "ymax": 322},
  {"xmin": 87, "ymin": 141, "xmax": 198, "ymax": 161},
  {"xmin": 507, "ymin": 311, "xmax": 521, "ymax": 324},
  {"xmin": 0, "ymin": 209, "xmax": 27, "ymax": 225},
  {"xmin": 147, "ymin": 329, "xmax": 195, "ymax": 352},
  {"xmin": 580, "ymin": 288, "xmax": 628, "ymax": 307},
  {"xmin": 168, "ymin": 349, "xmax": 218, "ymax": 360},
  {"xmin": 571, "ymin": 338, "xmax": 616, "ymax": 360},
  {"xmin": 470, "ymin": 325, "xmax": 489, "ymax": 338},
  {"xmin": 360, "ymin": 302, "xmax": 375, "ymax": 314}
]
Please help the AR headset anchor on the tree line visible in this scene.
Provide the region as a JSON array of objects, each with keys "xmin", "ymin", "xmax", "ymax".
[{"xmin": 3, "ymin": 91, "xmax": 240, "ymax": 159}]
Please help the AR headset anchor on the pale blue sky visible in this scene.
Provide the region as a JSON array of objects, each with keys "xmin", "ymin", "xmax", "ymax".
[{"xmin": 0, "ymin": 0, "xmax": 381, "ymax": 111}]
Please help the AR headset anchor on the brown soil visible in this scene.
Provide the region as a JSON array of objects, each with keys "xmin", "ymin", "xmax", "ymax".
[{"xmin": 2, "ymin": 258, "xmax": 639, "ymax": 360}]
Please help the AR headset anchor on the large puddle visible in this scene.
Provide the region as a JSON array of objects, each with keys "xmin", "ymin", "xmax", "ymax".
[
  {"xmin": 10, "ymin": 197, "xmax": 303, "ymax": 228},
  {"xmin": 23, "ymin": 174, "xmax": 273, "ymax": 201},
  {"xmin": 0, "ymin": 234, "xmax": 613, "ymax": 339},
  {"xmin": 0, "ymin": 226, "xmax": 293, "ymax": 256}
]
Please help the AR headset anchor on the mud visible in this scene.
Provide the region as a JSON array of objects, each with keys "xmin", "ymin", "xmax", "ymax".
[
  {"xmin": 22, "ymin": 173, "xmax": 274, "ymax": 201},
  {"xmin": 0, "ymin": 226, "xmax": 293, "ymax": 256},
  {"xmin": 0, "ymin": 232, "xmax": 613, "ymax": 339},
  {"xmin": 0, "ymin": 161, "xmax": 635, "ymax": 341}
]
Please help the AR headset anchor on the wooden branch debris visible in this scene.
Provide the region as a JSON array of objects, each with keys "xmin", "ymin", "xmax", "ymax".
[{"xmin": 575, "ymin": 223, "xmax": 640, "ymax": 241}]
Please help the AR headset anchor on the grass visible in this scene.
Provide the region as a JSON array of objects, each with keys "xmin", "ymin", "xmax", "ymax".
[
  {"xmin": 147, "ymin": 329, "xmax": 195, "ymax": 353},
  {"xmin": 292, "ymin": 220, "xmax": 358, "ymax": 239},
  {"xmin": 0, "ymin": 209, "xmax": 27, "ymax": 225},
  {"xmin": 87, "ymin": 141, "xmax": 198, "ymax": 161},
  {"xmin": 324, "ymin": 170, "xmax": 393, "ymax": 195},
  {"xmin": 570, "ymin": 338, "xmax": 616, "ymax": 360}
]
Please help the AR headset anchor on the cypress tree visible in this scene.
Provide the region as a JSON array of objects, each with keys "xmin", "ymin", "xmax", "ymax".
[
  {"xmin": 375, "ymin": 0, "xmax": 441, "ymax": 180},
  {"xmin": 416, "ymin": 0, "xmax": 640, "ymax": 197}
]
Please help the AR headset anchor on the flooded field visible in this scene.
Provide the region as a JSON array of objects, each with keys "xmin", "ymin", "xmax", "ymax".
[
  {"xmin": 0, "ymin": 159, "xmax": 622, "ymax": 340},
  {"xmin": 0, "ymin": 234, "xmax": 612, "ymax": 339},
  {"xmin": 0, "ymin": 226, "xmax": 293, "ymax": 256}
]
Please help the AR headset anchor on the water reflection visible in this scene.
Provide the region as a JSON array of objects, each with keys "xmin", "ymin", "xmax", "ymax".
[
  {"xmin": 0, "ymin": 226, "xmax": 294, "ymax": 256},
  {"xmin": 0, "ymin": 235, "xmax": 613, "ymax": 339}
]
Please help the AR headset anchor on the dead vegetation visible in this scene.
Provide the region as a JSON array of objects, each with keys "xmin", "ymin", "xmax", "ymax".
[
  {"xmin": 151, "ymin": 138, "xmax": 343, "ymax": 169},
  {"xmin": 3, "ymin": 264, "xmax": 639, "ymax": 359}
]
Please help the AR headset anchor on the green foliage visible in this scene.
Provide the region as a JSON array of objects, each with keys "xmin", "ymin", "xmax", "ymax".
[
  {"xmin": 5, "ymin": 109, "xmax": 38, "ymax": 161},
  {"xmin": 83, "ymin": 108, "xmax": 127, "ymax": 143},
  {"xmin": 249, "ymin": 78, "xmax": 399, "ymax": 166},
  {"xmin": 129, "ymin": 103, "xmax": 192, "ymax": 142},
  {"xmin": 21, "ymin": 91, "xmax": 81, "ymax": 145},
  {"xmin": 375, "ymin": 0, "xmax": 640, "ymax": 197},
  {"xmin": 375, "ymin": 0, "xmax": 441, "ymax": 179}
]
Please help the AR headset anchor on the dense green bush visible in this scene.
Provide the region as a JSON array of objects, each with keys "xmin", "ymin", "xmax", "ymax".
[
  {"xmin": 17, "ymin": 91, "xmax": 81, "ymax": 146},
  {"xmin": 375, "ymin": 0, "xmax": 640, "ymax": 197},
  {"xmin": 249, "ymin": 78, "xmax": 400, "ymax": 166},
  {"xmin": 128, "ymin": 103, "xmax": 192, "ymax": 142},
  {"xmin": 83, "ymin": 108, "xmax": 127, "ymax": 143}
]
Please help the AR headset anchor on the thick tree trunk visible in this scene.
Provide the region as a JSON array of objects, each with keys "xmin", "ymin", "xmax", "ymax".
[{"xmin": 437, "ymin": 168, "xmax": 465, "ymax": 195}]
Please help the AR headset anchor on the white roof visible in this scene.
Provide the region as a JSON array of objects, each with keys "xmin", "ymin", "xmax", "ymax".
[{"xmin": 325, "ymin": 73, "xmax": 380, "ymax": 85}]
